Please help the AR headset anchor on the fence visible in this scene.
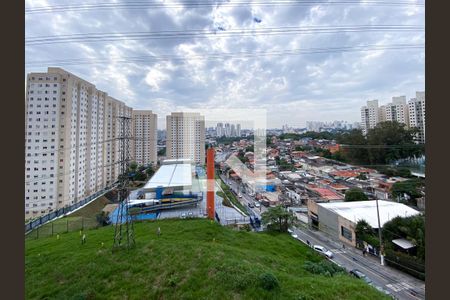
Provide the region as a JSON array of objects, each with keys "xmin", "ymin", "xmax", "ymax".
[
  {"xmin": 25, "ymin": 217, "xmax": 99, "ymax": 240},
  {"xmin": 25, "ymin": 185, "xmax": 115, "ymax": 234}
]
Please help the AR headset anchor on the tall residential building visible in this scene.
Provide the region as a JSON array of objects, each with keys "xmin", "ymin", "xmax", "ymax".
[
  {"xmin": 385, "ymin": 96, "xmax": 409, "ymax": 127},
  {"xmin": 224, "ymin": 123, "xmax": 231, "ymax": 137},
  {"xmin": 360, "ymin": 99, "xmax": 379, "ymax": 135},
  {"xmin": 25, "ymin": 67, "xmax": 132, "ymax": 219},
  {"xmin": 131, "ymin": 110, "xmax": 157, "ymax": 166},
  {"xmin": 166, "ymin": 112, "xmax": 205, "ymax": 164},
  {"xmin": 236, "ymin": 124, "xmax": 241, "ymax": 137},
  {"xmin": 408, "ymin": 91, "xmax": 426, "ymax": 144},
  {"xmin": 378, "ymin": 105, "xmax": 387, "ymax": 122},
  {"xmin": 216, "ymin": 123, "xmax": 224, "ymax": 137}
]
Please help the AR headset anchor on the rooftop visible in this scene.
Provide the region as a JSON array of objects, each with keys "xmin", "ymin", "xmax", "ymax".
[
  {"xmin": 143, "ymin": 160, "xmax": 193, "ymax": 191},
  {"xmin": 317, "ymin": 200, "xmax": 420, "ymax": 228}
]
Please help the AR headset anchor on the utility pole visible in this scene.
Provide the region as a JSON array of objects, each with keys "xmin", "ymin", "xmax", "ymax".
[
  {"xmin": 375, "ymin": 198, "xmax": 384, "ymax": 265},
  {"xmin": 113, "ymin": 116, "xmax": 135, "ymax": 251}
]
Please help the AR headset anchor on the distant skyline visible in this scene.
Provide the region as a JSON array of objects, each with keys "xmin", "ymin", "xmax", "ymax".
[{"xmin": 26, "ymin": 0, "xmax": 424, "ymax": 128}]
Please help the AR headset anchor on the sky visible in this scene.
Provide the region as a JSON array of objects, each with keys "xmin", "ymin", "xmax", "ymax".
[{"xmin": 25, "ymin": 0, "xmax": 424, "ymax": 129}]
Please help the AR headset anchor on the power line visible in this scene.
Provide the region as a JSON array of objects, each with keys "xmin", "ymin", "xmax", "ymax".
[
  {"xmin": 26, "ymin": 43, "xmax": 423, "ymax": 67},
  {"xmin": 25, "ymin": 25, "xmax": 424, "ymax": 45},
  {"xmin": 25, "ymin": 0, "xmax": 425, "ymax": 14}
]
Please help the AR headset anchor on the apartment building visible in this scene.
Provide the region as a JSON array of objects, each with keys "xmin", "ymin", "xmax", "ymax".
[
  {"xmin": 166, "ymin": 112, "xmax": 205, "ymax": 164},
  {"xmin": 360, "ymin": 100, "xmax": 379, "ymax": 135},
  {"xmin": 131, "ymin": 110, "xmax": 157, "ymax": 166},
  {"xmin": 385, "ymin": 96, "xmax": 409, "ymax": 127},
  {"xmin": 408, "ymin": 91, "xmax": 426, "ymax": 144},
  {"xmin": 25, "ymin": 67, "xmax": 132, "ymax": 219}
]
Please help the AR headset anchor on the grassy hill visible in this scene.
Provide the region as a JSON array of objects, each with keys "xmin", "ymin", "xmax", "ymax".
[{"xmin": 25, "ymin": 219, "xmax": 387, "ymax": 300}]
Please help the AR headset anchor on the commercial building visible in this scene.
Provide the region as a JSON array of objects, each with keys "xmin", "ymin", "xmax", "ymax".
[
  {"xmin": 25, "ymin": 67, "xmax": 132, "ymax": 219},
  {"xmin": 131, "ymin": 110, "xmax": 157, "ymax": 166},
  {"xmin": 308, "ymin": 200, "xmax": 420, "ymax": 246},
  {"xmin": 360, "ymin": 100, "xmax": 379, "ymax": 135},
  {"xmin": 408, "ymin": 91, "xmax": 426, "ymax": 144},
  {"xmin": 166, "ymin": 112, "xmax": 205, "ymax": 164}
]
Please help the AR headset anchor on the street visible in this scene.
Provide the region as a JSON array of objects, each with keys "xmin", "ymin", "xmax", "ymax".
[{"xmin": 291, "ymin": 226, "xmax": 425, "ymax": 300}]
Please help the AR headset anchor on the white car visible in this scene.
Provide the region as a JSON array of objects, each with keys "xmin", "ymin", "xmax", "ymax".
[
  {"xmin": 254, "ymin": 202, "xmax": 261, "ymax": 208},
  {"xmin": 291, "ymin": 233, "xmax": 299, "ymax": 239},
  {"xmin": 313, "ymin": 245, "xmax": 334, "ymax": 259},
  {"xmin": 287, "ymin": 228, "xmax": 293, "ymax": 234}
]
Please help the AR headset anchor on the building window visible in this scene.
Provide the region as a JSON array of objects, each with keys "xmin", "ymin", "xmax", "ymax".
[{"xmin": 341, "ymin": 226, "xmax": 352, "ymax": 241}]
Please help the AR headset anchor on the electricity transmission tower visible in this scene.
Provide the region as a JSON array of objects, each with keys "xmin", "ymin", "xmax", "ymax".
[{"xmin": 112, "ymin": 115, "xmax": 135, "ymax": 251}]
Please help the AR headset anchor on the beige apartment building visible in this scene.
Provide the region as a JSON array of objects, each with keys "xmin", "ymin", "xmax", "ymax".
[
  {"xmin": 131, "ymin": 110, "xmax": 157, "ymax": 166},
  {"xmin": 25, "ymin": 67, "xmax": 132, "ymax": 219},
  {"xmin": 360, "ymin": 99, "xmax": 379, "ymax": 135},
  {"xmin": 408, "ymin": 91, "xmax": 426, "ymax": 144},
  {"xmin": 385, "ymin": 96, "xmax": 409, "ymax": 127},
  {"xmin": 166, "ymin": 112, "xmax": 205, "ymax": 164}
]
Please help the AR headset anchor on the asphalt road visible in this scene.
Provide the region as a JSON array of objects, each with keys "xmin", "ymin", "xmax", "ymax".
[
  {"xmin": 219, "ymin": 174, "xmax": 268, "ymax": 218},
  {"xmin": 291, "ymin": 226, "xmax": 425, "ymax": 300}
]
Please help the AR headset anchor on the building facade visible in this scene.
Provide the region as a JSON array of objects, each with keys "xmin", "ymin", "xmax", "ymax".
[
  {"xmin": 166, "ymin": 112, "xmax": 205, "ymax": 164},
  {"xmin": 408, "ymin": 91, "xmax": 426, "ymax": 144},
  {"xmin": 25, "ymin": 67, "xmax": 132, "ymax": 219},
  {"xmin": 360, "ymin": 99, "xmax": 379, "ymax": 135},
  {"xmin": 385, "ymin": 96, "xmax": 409, "ymax": 127},
  {"xmin": 131, "ymin": 110, "xmax": 157, "ymax": 166}
]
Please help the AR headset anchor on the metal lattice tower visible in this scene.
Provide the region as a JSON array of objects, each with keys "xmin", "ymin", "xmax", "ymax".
[{"xmin": 113, "ymin": 115, "xmax": 135, "ymax": 251}]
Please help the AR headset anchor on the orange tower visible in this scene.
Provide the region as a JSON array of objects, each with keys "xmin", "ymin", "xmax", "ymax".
[{"xmin": 206, "ymin": 147, "xmax": 215, "ymax": 220}]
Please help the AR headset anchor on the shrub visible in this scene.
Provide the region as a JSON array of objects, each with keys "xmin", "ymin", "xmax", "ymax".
[
  {"xmin": 303, "ymin": 261, "xmax": 346, "ymax": 277},
  {"xmin": 259, "ymin": 272, "xmax": 279, "ymax": 290}
]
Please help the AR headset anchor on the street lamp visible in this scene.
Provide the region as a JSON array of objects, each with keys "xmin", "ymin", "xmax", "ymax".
[{"xmin": 375, "ymin": 198, "xmax": 385, "ymax": 266}]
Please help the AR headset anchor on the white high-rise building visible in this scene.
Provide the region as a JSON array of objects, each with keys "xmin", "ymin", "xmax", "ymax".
[
  {"xmin": 360, "ymin": 99, "xmax": 379, "ymax": 135},
  {"xmin": 25, "ymin": 67, "xmax": 132, "ymax": 219},
  {"xmin": 385, "ymin": 96, "xmax": 409, "ymax": 127},
  {"xmin": 408, "ymin": 91, "xmax": 426, "ymax": 144},
  {"xmin": 216, "ymin": 123, "xmax": 224, "ymax": 137},
  {"xmin": 166, "ymin": 112, "xmax": 205, "ymax": 164},
  {"xmin": 236, "ymin": 124, "xmax": 241, "ymax": 137},
  {"xmin": 131, "ymin": 110, "xmax": 157, "ymax": 166}
]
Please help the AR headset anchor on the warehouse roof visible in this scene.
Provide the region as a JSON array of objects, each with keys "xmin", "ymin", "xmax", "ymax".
[
  {"xmin": 143, "ymin": 161, "xmax": 193, "ymax": 191},
  {"xmin": 317, "ymin": 200, "xmax": 420, "ymax": 228}
]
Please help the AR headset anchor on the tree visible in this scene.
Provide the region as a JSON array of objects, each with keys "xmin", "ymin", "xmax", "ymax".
[
  {"xmin": 391, "ymin": 179, "xmax": 423, "ymax": 204},
  {"xmin": 355, "ymin": 219, "xmax": 374, "ymax": 239},
  {"xmin": 366, "ymin": 121, "xmax": 423, "ymax": 164},
  {"xmin": 336, "ymin": 129, "xmax": 368, "ymax": 164},
  {"xmin": 261, "ymin": 205, "xmax": 295, "ymax": 232},
  {"xmin": 146, "ymin": 166, "xmax": 155, "ymax": 178},
  {"xmin": 344, "ymin": 188, "xmax": 368, "ymax": 202}
]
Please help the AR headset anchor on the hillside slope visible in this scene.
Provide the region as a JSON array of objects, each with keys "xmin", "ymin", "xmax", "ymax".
[{"xmin": 25, "ymin": 219, "xmax": 387, "ymax": 299}]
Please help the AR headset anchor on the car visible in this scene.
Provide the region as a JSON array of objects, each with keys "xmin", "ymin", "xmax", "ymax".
[
  {"xmin": 349, "ymin": 269, "xmax": 372, "ymax": 285},
  {"xmin": 287, "ymin": 228, "xmax": 293, "ymax": 234},
  {"xmin": 254, "ymin": 201, "xmax": 261, "ymax": 208},
  {"xmin": 181, "ymin": 213, "xmax": 187, "ymax": 219},
  {"xmin": 291, "ymin": 233, "xmax": 298, "ymax": 239},
  {"xmin": 313, "ymin": 245, "xmax": 334, "ymax": 259},
  {"xmin": 188, "ymin": 212, "xmax": 194, "ymax": 218},
  {"xmin": 238, "ymin": 194, "xmax": 242, "ymax": 198},
  {"xmin": 248, "ymin": 202, "xmax": 255, "ymax": 208}
]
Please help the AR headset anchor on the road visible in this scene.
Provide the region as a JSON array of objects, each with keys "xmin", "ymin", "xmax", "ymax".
[
  {"xmin": 291, "ymin": 226, "xmax": 425, "ymax": 300},
  {"xmin": 219, "ymin": 174, "xmax": 268, "ymax": 218}
]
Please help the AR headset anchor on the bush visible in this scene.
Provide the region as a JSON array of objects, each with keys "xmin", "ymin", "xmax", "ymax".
[
  {"xmin": 259, "ymin": 272, "xmax": 279, "ymax": 290},
  {"xmin": 303, "ymin": 261, "xmax": 346, "ymax": 277},
  {"xmin": 385, "ymin": 248, "xmax": 425, "ymax": 280}
]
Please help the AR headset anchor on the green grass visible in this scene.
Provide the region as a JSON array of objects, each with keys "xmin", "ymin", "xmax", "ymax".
[
  {"xmin": 26, "ymin": 219, "xmax": 388, "ymax": 300},
  {"xmin": 217, "ymin": 177, "xmax": 248, "ymax": 215}
]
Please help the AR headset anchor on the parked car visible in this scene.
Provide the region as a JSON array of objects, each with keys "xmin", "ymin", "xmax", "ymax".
[
  {"xmin": 313, "ymin": 245, "xmax": 334, "ymax": 259},
  {"xmin": 291, "ymin": 233, "xmax": 298, "ymax": 239},
  {"xmin": 349, "ymin": 269, "xmax": 372, "ymax": 285},
  {"xmin": 287, "ymin": 228, "xmax": 293, "ymax": 234},
  {"xmin": 188, "ymin": 212, "xmax": 194, "ymax": 218},
  {"xmin": 248, "ymin": 202, "xmax": 255, "ymax": 208},
  {"xmin": 254, "ymin": 201, "xmax": 261, "ymax": 208},
  {"xmin": 181, "ymin": 213, "xmax": 187, "ymax": 219}
]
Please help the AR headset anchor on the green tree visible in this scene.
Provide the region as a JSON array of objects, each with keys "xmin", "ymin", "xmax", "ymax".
[
  {"xmin": 355, "ymin": 219, "xmax": 374, "ymax": 240},
  {"xmin": 391, "ymin": 179, "xmax": 423, "ymax": 204},
  {"xmin": 336, "ymin": 129, "xmax": 368, "ymax": 164},
  {"xmin": 261, "ymin": 205, "xmax": 295, "ymax": 232},
  {"xmin": 366, "ymin": 121, "xmax": 423, "ymax": 164},
  {"xmin": 344, "ymin": 188, "xmax": 368, "ymax": 202}
]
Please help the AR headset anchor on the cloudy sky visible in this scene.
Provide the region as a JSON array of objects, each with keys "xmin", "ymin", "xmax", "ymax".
[{"xmin": 25, "ymin": 0, "xmax": 424, "ymax": 128}]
